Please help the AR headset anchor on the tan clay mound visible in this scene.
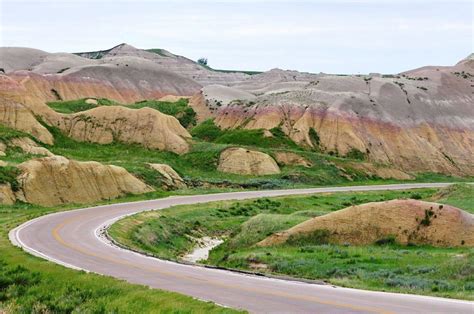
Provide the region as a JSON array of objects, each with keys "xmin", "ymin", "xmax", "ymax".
[
  {"xmin": 8, "ymin": 137, "xmax": 54, "ymax": 156},
  {"xmin": 147, "ymin": 163, "xmax": 186, "ymax": 190},
  {"xmin": 217, "ymin": 147, "xmax": 281, "ymax": 175},
  {"xmin": 258, "ymin": 199, "xmax": 474, "ymax": 247},
  {"xmin": 0, "ymin": 99, "xmax": 54, "ymax": 145},
  {"xmin": 15, "ymin": 156, "xmax": 153, "ymax": 206},
  {"xmin": 274, "ymin": 151, "xmax": 312, "ymax": 167},
  {"xmin": 51, "ymin": 106, "xmax": 192, "ymax": 154}
]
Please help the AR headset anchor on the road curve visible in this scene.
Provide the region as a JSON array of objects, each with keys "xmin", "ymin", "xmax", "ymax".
[{"xmin": 9, "ymin": 183, "xmax": 474, "ymax": 313}]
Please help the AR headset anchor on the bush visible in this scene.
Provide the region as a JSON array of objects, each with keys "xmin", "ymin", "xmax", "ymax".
[
  {"xmin": 345, "ymin": 148, "xmax": 366, "ymax": 160},
  {"xmin": 308, "ymin": 128, "xmax": 320, "ymax": 148},
  {"xmin": 375, "ymin": 235, "xmax": 396, "ymax": 246},
  {"xmin": 0, "ymin": 166, "xmax": 20, "ymax": 191},
  {"xmin": 197, "ymin": 58, "xmax": 208, "ymax": 66},
  {"xmin": 191, "ymin": 119, "xmax": 223, "ymax": 141}
]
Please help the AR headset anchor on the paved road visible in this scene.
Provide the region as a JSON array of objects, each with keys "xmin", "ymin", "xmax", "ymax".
[{"xmin": 10, "ymin": 183, "xmax": 474, "ymax": 313}]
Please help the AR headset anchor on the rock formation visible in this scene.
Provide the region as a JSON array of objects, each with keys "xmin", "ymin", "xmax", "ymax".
[
  {"xmin": 15, "ymin": 156, "xmax": 153, "ymax": 206},
  {"xmin": 8, "ymin": 137, "xmax": 54, "ymax": 156},
  {"xmin": 0, "ymin": 99, "xmax": 54, "ymax": 145},
  {"xmin": 147, "ymin": 163, "xmax": 186, "ymax": 190},
  {"xmin": 217, "ymin": 147, "xmax": 280, "ymax": 175},
  {"xmin": 0, "ymin": 183, "xmax": 15, "ymax": 205},
  {"xmin": 274, "ymin": 152, "xmax": 312, "ymax": 167},
  {"xmin": 213, "ymin": 57, "xmax": 474, "ymax": 176},
  {"xmin": 48, "ymin": 106, "xmax": 192, "ymax": 154},
  {"xmin": 258, "ymin": 199, "xmax": 474, "ymax": 247}
]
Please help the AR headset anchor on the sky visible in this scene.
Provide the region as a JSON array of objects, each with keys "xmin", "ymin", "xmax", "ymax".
[{"xmin": 0, "ymin": 0, "xmax": 472, "ymax": 74}]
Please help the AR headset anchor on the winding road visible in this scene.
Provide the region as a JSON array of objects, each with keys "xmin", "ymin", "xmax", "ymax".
[{"xmin": 9, "ymin": 183, "xmax": 474, "ymax": 313}]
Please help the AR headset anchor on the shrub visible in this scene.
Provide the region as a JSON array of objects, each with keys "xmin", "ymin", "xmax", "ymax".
[
  {"xmin": 308, "ymin": 128, "xmax": 320, "ymax": 148},
  {"xmin": 0, "ymin": 166, "xmax": 20, "ymax": 191},
  {"xmin": 375, "ymin": 235, "xmax": 396, "ymax": 246},
  {"xmin": 345, "ymin": 148, "xmax": 366, "ymax": 160},
  {"xmin": 197, "ymin": 58, "xmax": 208, "ymax": 66},
  {"xmin": 191, "ymin": 119, "xmax": 223, "ymax": 141}
]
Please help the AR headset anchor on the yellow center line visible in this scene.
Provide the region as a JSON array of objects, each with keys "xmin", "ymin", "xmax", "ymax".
[{"xmin": 52, "ymin": 215, "xmax": 393, "ymax": 314}]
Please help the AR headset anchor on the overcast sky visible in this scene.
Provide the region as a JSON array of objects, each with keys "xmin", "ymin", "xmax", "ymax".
[{"xmin": 1, "ymin": 0, "xmax": 472, "ymax": 74}]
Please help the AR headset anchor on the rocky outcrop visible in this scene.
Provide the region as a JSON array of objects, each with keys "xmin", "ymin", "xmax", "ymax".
[
  {"xmin": 274, "ymin": 152, "xmax": 312, "ymax": 167},
  {"xmin": 15, "ymin": 156, "xmax": 153, "ymax": 206},
  {"xmin": 214, "ymin": 59, "xmax": 474, "ymax": 176},
  {"xmin": 147, "ymin": 163, "xmax": 186, "ymax": 190},
  {"xmin": 0, "ymin": 74, "xmax": 193, "ymax": 154},
  {"xmin": 50, "ymin": 106, "xmax": 192, "ymax": 154},
  {"xmin": 8, "ymin": 137, "xmax": 54, "ymax": 156},
  {"xmin": 0, "ymin": 100, "xmax": 54, "ymax": 145},
  {"xmin": 258, "ymin": 200, "xmax": 474, "ymax": 247},
  {"xmin": 0, "ymin": 183, "xmax": 15, "ymax": 205},
  {"xmin": 217, "ymin": 147, "xmax": 280, "ymax": 175}
]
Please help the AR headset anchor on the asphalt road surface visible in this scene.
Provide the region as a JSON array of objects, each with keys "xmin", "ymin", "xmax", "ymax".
[{"xmin": 10, "ymin": 183, "xmax": 474, "ymax": 313}]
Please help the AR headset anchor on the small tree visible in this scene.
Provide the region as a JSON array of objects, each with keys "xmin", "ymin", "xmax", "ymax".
[{"xmin": 197, "ymin": 57, "xmax": 208, "ymax": 66}]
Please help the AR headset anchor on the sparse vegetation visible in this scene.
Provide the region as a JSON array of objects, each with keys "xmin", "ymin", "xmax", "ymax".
[
  {"xmin": 198, "ymin": 57, "xmax": 208, "ymax": 66},
  {"xmin": 308, "ymin": 128, "xmax": 320, "ymax": 149},
  {"xmin": 345, "ymin": 148, "xmax": 366, "ymax": 160},
  {"xmin": 0, "ymin": 166, "xmax": 20, "ymax": 191}
]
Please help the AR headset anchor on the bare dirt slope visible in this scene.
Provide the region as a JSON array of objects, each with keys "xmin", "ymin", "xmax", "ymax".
[
  {"xmin": 258, "ymin": 199, "xmax": 474, "ymax": 247},
  {"xmin": 217, "ymin": 147, "xmax": 281, "ymax": 175},
  {"xmin": 1, "ymin": 44, "xmax": 472, "ymax": 175},
  {"xmin": 214, "ymin": 55, "xmax": 474, "ymax": 175},
  {"xmin": 76, "ymin": 43, "xmax": 250, "ymax": 86},
  {"xmin": 15, "ymin": 156, "xmax": 153, "ymax": 206}
]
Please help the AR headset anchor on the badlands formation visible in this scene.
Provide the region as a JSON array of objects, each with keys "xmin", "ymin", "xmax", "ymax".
[
  {"xmin": 258, "ymin": 200, "xmax": 474, "ymax": 247},
  {"xmin": 15, "ymin": 156, "xmax": 152, "ymax": 206},
  {"xmin": 0, "ymin": 44, "xmax": 473, "ymax": 205}
]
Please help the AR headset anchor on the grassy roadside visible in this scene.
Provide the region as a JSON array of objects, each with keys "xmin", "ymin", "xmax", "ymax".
[
  {"xmin": 0, "ymin": 193, "xmax": 242, "ymax": 313},
  {"xmin": 109, "ymin": 185, "xmax": 474, "ymax": 300}
]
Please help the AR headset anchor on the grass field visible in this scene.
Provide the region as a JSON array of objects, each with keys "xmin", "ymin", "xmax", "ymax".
[
  {"xmin": 0, "ymin": 196, "xmax": 241, "ymax": 313},
  {"xmin": 109, "ymin": 185, "xmax": 474, "ymax": 300}
]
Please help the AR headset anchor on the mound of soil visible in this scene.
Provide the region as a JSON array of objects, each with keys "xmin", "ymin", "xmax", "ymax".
[
  {"xmin": 217, "ymin": 147, "xmax": 280, "ymax": 175},
  {"xmin": 258, "ymin": 199, "xmax": 474, "ymax": 247},
  {"xmin": 16, "ymin": 156, "xmax": 153, "ymax": 206}
]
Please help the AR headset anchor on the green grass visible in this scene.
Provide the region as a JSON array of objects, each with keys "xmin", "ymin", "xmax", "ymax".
[
  {"xmin": 0, "ymin": 166, "xmax": 20, "ymax": 190},
  {"xmin": 0, "ymin": 198, "xmax": 240, "ymax": 313},
  {"xmin": 46, "ymin": 97, "xmax": 197, "ymax": 128},
  {"xmin": 146, "ymin": 48, "xmax": 169, "ymax": 57},
  {"xmin": 110, "ymin": 185, "xmax": 474, "ymax": 300},
  {"xmin": 191, "ymin": 119, "xmax": 299, "ymax": 149},
  {"xmin": 46, "ymin": 98, "xmax": 120, "ymax": 114},
  {"xmin": 35, "ymin": 119, "xmax": 358, "ymax": 189},
  {"xmin": 431, "ymin": 184, "xmax": 474, "ymax": 211},
  {"xmin": 0, "ymin": 124, "xmax": 29, "ymax": 141},
  {"xmin": 130, "ymin": 99, "xmax": 196, "ymax": 128}
]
